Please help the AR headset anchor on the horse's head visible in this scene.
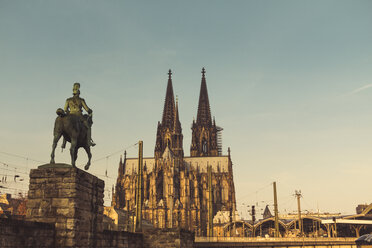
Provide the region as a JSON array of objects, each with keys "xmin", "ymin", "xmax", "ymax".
[
  {"xmin": 83, "ymin": 114, "xmax": 93, "ymax": 126},
  {"xmin": 56, "ymin": 108, "xmax": 66, "ymax": 117}
]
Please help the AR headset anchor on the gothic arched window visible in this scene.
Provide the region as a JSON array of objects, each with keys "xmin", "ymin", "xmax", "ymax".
[{"xmin": 202, "ymin": 138, "xmax": 208, "ymax": 154}]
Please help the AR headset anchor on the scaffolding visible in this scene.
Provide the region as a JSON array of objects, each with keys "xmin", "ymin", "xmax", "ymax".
[{"xmin": 216, "ymin": 126, "xmax": 223, "ymax": 156}]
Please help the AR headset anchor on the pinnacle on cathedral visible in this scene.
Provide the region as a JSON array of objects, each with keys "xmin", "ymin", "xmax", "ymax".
[
  {"xmin": 173, "ymin": 96, "xmax": 182, "ymax": 134},
  {"xmin": 161, "ymin": 69, "xmax": 176, "ymax": 129},
  {"xmin": 196, "ymin": 67, "xmax": 212, "ymax": 126}
]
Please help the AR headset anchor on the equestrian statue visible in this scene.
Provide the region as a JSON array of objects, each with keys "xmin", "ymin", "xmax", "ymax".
[{"xmin": 50, "ymin": 83, "xmax": 96, "ymax": 170}]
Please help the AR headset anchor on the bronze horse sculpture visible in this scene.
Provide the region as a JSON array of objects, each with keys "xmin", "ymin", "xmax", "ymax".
[{"xmin": 50, "ymin": 108, "xmax": 92, "ymax": 170}]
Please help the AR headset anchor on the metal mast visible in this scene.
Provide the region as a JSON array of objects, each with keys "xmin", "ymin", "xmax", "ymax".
[
  {"xmin": 207, "ymin": 165, "xmax": 213, "ymax": 237},
  {"xmin": 295, "ymin": 190, "xmax": 303, "ymax": 236},
  {"xmin": 135, "ymin": 141, "xmax": 143, "ymax": 232},
  {"xmin": 273, "ymin": 181, "xmax": 279, "ymax": 237}
]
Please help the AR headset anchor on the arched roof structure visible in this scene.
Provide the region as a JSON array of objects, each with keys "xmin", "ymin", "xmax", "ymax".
[
  {"xmin": 223, "ymin": 220, "xmax": 253, "ymax": 231},
  {"xmin": 254, "ymin": 217, "xmax": 287, "ymax": 229},
  {"xmin": 287, "ymin": 216, "xmax": 323, "ymax": 227}
]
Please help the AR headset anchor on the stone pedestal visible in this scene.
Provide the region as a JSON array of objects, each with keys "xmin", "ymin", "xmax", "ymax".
[{"xmin": 26, "ymin": 165, "xmax": 104, "ymax": 247}]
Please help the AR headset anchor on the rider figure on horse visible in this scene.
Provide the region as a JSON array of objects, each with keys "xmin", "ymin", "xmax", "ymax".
[{"xmin": 63, "ymin": 82, "xmax": 96, "ymax": 147}]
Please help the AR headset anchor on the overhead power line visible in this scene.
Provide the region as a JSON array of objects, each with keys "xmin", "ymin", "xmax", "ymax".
[
  {"xmin": 0, "ymin": 151, "xmax": 46, "ymax": 164},
  {"xmin": 0, "ymin": 163, "xmax": 29, "ymax": 176},
  {"xmin": 239, "ymin": 182, "xmax": 272, "ymax": 200},
  {"xmin": 88, "ymin": 142, "xmax": 138, "ymax": 165}
]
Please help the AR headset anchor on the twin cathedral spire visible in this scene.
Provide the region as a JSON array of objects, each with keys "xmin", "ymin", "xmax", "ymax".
[
  {"xmin": 155, "ymin": 69, "xmax": 183, "ymax": 159},
  {"xmin": 154, "ymin": 68, "xmax": 220, "ymax": 159}
]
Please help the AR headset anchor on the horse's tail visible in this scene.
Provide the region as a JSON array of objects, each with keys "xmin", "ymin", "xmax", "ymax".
[{"xmin": 56, "ymin": 108, "xmax": 66, "ymax": 117}]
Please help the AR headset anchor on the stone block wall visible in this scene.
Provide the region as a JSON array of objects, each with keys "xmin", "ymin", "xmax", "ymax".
[
  {"xmin": 0, "ymin": 218, "xmax": 55, "ymax": 248},
  {"xmin": 2, "ymin": 164, "xmax": 192, "ymax": 247},
  {"xmin": 26, "ymin": 165, "xmax": 104, "ymax": 247},
  {"xmin": 99, "ymin": 230, "xmax": 143, "ymax": 248},
  {"xmin": 143, "ymin": 228, "xmax": 195, "ymax": 248},
  {"xmin": 180, "ymin": 229, "xmax": 195, "ymax": 247}
]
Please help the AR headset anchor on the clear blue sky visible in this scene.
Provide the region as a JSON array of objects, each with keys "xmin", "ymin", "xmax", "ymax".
[{"xmin": 0, "ymin": 0, "xmax": 371, "ymax": 217}]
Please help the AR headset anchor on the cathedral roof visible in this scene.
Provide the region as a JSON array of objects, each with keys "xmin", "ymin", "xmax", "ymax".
[
  {"xmin": 196, "ymin": 67, "xmax": 212, "ymax": 127},
  {"xmin": 123, "ymin": 156, "xmax": 230, "ymax": 175},
  {"xmin": 161, "ymin": 69, "xmax": 176, "ymax": 130}
]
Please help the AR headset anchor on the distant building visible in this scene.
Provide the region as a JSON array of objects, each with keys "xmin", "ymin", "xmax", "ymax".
[
  {"xmin": 112, "ymin": 69, "xmax": 237, "ymax": 236},
  {"xmin": 0, "ymin": 193, "xmax": 27, "ymax": 219},
  {"xmin": 103, "ymin": 206, "xmax": 129, "ymax": 231},
  {"xmin": 357, "ymin": 204, "xmax": 370, "ymax": 214}
]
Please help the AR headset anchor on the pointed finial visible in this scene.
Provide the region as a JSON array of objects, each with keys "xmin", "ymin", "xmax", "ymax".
[
  {"xmin": 120, "ymin": 155, "xmax": 123, "ymax": 163},
  {"xmin": 176, "ymin": 95, "xmax": 178, "ymax": 105},
  {"xmin": 168, "ymin": 69, "xmax": 172, "ymax": 79},
  {"xmin": 228, "ymin": 147, "xmax": 231, "ymax": 157},
  {"xmin": 202, "ymin": 67, "xmax": 206, "ymax": 78},
  {"xmin": 124, "ymin": 150, "xmax": 127, "ymax": 159}
]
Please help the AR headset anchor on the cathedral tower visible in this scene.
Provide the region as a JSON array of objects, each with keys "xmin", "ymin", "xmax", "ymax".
[
  {"xmin": 155, "ymin": 70, "xmax": 184, "ymax": 159},
  {"xmin": 191, "ymin": 68, "xmax": 220, "ymax": 157}
]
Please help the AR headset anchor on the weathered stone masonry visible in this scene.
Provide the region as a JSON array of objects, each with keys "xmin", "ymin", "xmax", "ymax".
[
  {"xmin": 26, "ymin": 166, "xmax": 105, "ymax": 247},
  {"xmin": 0, "ymin": 218, "xmax": 55, "ymax": 248}
]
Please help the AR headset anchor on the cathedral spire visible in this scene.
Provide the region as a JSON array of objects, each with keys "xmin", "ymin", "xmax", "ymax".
[
  {"xmin": 191, "ymin": 68, "xmax": 219, "ymax": 157},
  {"xmin": 162, "ymin": 69, "xmax": 175, "ymax": 129},
  {"xmin": 118, "ymin": 155, "xmax": 123, "ymax": 175},
  {"xmin": 156, "ymin": 70, "xmax": 183, "ymax": 159},
  {"xmin": 196, "ymin": 67, "xmax": 212, "ymax": 126}
]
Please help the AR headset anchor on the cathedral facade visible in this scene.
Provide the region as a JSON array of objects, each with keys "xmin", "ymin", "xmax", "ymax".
[{"xmin": 112, "ymin": 69, "xmax": 236, "ymax": 236}]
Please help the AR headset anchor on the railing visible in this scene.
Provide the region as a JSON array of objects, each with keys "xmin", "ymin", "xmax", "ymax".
[{"xmin": 195, "ymin": 236, "xmax": 356, "ymax": 243}]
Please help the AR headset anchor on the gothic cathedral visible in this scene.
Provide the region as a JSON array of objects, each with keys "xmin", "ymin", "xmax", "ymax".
[{"xmin": 112, "ymin": 68, "xmax": 236, "ymax": 236}]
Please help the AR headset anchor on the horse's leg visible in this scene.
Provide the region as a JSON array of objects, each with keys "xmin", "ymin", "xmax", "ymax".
[
  {"xmin": 61, "ymin": 137, "xmax": 67, "ymax": 150},
  {"xmin": 70, "ymin": 138, "xmax": 77, "ymax": 167},
  {"xmin": 50, "ymin": 133, "xmax": 62, "ymax": 164},
  {"xmin": 84, "ymin": 145, "xmax": 92, "ymax": 171},
  {"xmin": 74, "ymin": 148, "xmax": 78, "ymax": 167}
]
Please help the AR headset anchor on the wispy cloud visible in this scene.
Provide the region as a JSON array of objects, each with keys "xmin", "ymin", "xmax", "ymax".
[{"xmin": 345, "ymin": 84, "xmax": 372, "ymax": 96}]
